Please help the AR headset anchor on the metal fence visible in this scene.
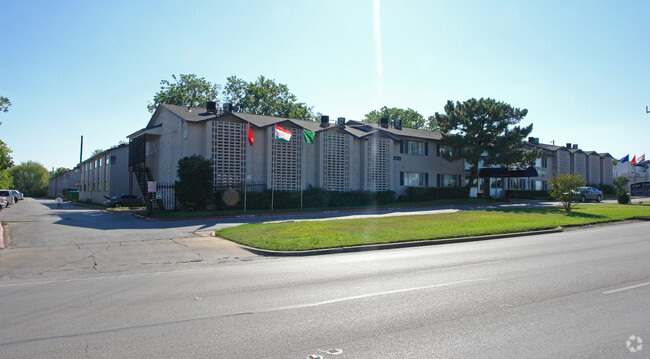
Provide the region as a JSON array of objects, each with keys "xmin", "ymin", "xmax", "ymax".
[
  {"xmin": 214, "ymin": 181, "xmax": 267, "ymax": 193},
  {"xmin": 154, "ymin": 182, "xmax": 177, "ymax": 211},
  {"xmin": 151, "ymin": 181, "xmax": 267, "ymax": 211}
]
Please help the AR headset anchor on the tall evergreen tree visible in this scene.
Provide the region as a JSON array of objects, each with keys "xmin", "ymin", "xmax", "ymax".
[{"xmin": 434, "ymin": 98, "xmax": 540, "ymax": 191}]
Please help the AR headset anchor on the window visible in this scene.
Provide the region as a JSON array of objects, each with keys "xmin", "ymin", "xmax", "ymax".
[
  {"xmin": 402, "ymin": 140, "xmax": 424, "ymax": 155},
  {"xmin": 541, "ymin": 157, "xmax": 548, "ymax": 168},
  {"xmin": 437, "ymin": 174, "xmax": 459, "ymax": 187},
  {"xmin": 401, "ymin": 172, "xmax": 428, "ymax": 187},
  {"xmin": 437, "ymin": 144, "xmax": 454, "ymax": 158}
]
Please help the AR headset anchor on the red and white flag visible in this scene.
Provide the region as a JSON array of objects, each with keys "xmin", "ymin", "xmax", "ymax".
[{"xmin": 274, "ymin": 125, "xmax": 292, "ymax": 142}]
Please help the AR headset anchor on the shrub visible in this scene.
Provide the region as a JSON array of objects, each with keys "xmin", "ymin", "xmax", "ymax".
[
  {"xmin": 617, "ymin": 190, "xmax": 630, "ymax": 204},
  {"xmin": 403, "ymin": 187, "xmax": 468, "ymax": 202},
  {"xmin": 547, "ymin": 173, "xmax": 586, "ymax": 212},
  {"xmin": 175, "ymin": 155, "xmax": 213, "ymax": 211}
]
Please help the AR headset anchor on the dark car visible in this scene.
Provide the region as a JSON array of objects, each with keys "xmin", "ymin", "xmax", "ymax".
[
  {"xmin": 103, "ymin": 194, "xmax": 144, "ymax": 208},
  {"xmin": 573, "ymin": 186, "xmax": 603, "ymax": 202}
]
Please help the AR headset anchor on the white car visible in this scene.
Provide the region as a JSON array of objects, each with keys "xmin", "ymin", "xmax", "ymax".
[
  {"xmin": 0, "ymin": 189, "xmax": 15, "ymax": 206},
  {"xmin": 11, "ymin": 190, "xmax": 23, "ymax": 202}
]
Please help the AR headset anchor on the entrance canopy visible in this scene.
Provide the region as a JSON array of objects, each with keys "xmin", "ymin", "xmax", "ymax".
[{"xmin": 478, "ymin": 166, "xmax": 538, "ymax": 178}]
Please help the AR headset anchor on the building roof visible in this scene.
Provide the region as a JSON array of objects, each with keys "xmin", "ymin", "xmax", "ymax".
[
  {"xmin": 346, "ymin": 120, "xmax": 443, "ymax": 141},
  {"xmin": 135, "ymin": 104, "xmax": 447, "ymax": 142},
  {"xmin": 526, "ymin": 142, "xmax": 570, "ymax": 153}
]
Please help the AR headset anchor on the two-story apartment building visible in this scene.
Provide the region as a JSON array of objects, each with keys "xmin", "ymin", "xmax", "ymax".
[
  {"xmin": 78, "ymin": 144, "xmax": 141, "ymax": 204},
  {"xmin": 127, "ymin": 104, "xmax": 465, "ymax": 200},
  {"xmin": 525, "ymin": 138, "xmax": 614, "ymax": 189}
]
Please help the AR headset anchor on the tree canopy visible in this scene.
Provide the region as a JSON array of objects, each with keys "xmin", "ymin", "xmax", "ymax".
[
  {"xmin": 547, "ymin": 173, "xmax": 586, "ymax": 212},
  {"xmin": 223, "ymin": 75, "xmax": 315, "ymax": 121},
  {"xmin": 0, "ymin": 139, "xmax": 13, "ymax": 171},
  {"xmin": 0, "ymin": 96, "xmax": 10, "ymax": 113},
  {"xmin": 148, "ymin": 74, "xmax": 220, "ymax": 113},
  {"xmin": 434, "ymin": 98, "xmax": 540, "ymax": 190},
  {"xmin": 10, "ymin": 161, "xmax": 49, "ymax": 197},
  {"xmin": 364, "ymin": 107, "xmax": 430, "ymax": 129}
]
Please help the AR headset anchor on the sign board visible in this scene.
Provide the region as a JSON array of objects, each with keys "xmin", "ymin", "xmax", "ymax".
[
  {"xmin": 630, "ymin": 181, "xmax": 650, "ymax": 196},
  {"xmin": 147, "ymin": 181, "xmax": 156, "ymax": 193}
]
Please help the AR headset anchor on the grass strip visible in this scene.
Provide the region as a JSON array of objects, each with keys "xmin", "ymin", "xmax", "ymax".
[{"xmin": 215, "ymin": 203, "xmax": 650, "ymax": 251}]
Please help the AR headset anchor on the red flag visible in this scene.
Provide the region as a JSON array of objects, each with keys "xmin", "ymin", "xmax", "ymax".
[
  {"xmin": 631, "ymin": 155, "xmax": 636, "ymax": 165},
  {"xmin": 248, "ymin": 123, "xmax": 254, "ymax": 146}
]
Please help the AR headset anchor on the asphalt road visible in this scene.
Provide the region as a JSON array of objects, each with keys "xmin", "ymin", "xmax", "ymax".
[{"xmin": 0, "ymin": 198, "xmax": 648, "ymax": 358}]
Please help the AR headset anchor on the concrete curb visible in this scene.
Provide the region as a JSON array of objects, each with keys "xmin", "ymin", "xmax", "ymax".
[
  {"xmin": 232, "ymin": 226, "xmax": 565, "ymax": 257},
  {"xmin": 132, "ymin": 200, "xmax": 538, "ymax": 222},
  {"xmin": 0, "ymin": 222, "xmax": 4, "ymax": 249}
]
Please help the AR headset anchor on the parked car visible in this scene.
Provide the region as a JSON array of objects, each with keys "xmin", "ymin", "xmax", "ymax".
[
  {"xmin": 103, "ymin": 194, "xmax": 144, "ymax": 208},
  {"xmin": 573, "ymin": 186, "xmax": 603, "ymax": 202},
  {"xmin": 0, "ymin": 189, "xmax": 15, "ymax": 206},
  {"xmin": 11, "ymin": 190, "xmax": 23, "ymax": 202}
]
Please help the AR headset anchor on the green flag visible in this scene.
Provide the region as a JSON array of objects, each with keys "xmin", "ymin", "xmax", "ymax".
[{"xmin": 303, "ymin": 128, "xmax": 315, "ymax": 144}]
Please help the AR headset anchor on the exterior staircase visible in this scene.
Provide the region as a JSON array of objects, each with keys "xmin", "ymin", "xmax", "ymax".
[{"xmin": 133, "ymin": 166, "xmax": 165, "ymax": 211}]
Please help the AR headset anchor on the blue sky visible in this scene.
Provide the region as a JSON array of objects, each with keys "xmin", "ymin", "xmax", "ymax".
[{"xmin": 1, "ymin": 0, "xmax": 649, "ymax": 171}]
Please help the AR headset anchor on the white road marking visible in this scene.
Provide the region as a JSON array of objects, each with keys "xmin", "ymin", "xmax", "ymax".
[
  {"xmin": 603, "ymin": 281, "xmax": 650, "ymax": 294},
  {"xmin": 256, "ymin": 277, "xmax": 493, "ymax": 313}
]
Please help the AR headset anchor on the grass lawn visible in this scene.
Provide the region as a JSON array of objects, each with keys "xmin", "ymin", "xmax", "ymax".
[{"xmin": 215, "ymin": 203, "xmax": 650, "ymax": 251}]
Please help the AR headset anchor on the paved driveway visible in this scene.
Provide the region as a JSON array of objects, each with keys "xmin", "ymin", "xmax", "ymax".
[{"xmin": 0, "ymin": 198, "xmax": 256, "ymax": 280}]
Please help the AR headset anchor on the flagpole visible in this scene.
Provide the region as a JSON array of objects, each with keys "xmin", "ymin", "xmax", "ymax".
[{"xmin": 271, "ymin": 140, "xmax": 274, "ymax": 211}]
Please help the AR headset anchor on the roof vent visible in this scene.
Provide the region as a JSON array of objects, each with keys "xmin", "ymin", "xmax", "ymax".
[
  {"xmin": 206, "ymin": 101, "xmax": 217, "ymax": 113},
  {"xmin": 223, "ymin": 103, "xmax": 233, "ymax": 112},
  {"xmin": 572, "ymin": 144, "xmax": 579, "ymax": 149},
  {"xmin": 337, "ymin": 117, "xmax": 346, "ymax": 128},
  {"xmin": 528, "ymin": 137, "xmax": 539, "ymax": 145},
  {"xmin": 320, "ymin": 115, "xmax": 329, "ymax": 127},
  {"xmin": 380, "ymin": 117, "xmax": 389, "ymax": 128},
  {"xmin": 566, "ymin": 143, "xmax": 572, "ymax": 149},
  {"xmin": 394, "ymin": 119, "xmax": 402, "ymax": 130}
]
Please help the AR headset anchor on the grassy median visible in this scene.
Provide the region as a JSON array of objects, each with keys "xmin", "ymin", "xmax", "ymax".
[{"xmin": 215, "ymin": 203, "xmax": 650, "ymax": 251}]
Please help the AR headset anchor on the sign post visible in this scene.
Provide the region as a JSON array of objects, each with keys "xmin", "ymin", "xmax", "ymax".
[{"xmin": 147, "ymin": 181, "xmax": 156, "ymax": 216}]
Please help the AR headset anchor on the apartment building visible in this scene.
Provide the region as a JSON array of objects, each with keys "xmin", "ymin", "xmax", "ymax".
[
  {"xmin": 127, "ymin": 103, "xmax": 465, "ymax": 198},
  {"xmin": 78, "ymin": 144, "xmax": 141, "ymax": 204}
]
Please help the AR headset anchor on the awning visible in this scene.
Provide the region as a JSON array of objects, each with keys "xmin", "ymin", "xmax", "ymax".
[{"xmin": 478, "ymin": 166, "xmax": 538, "ymax": 178}]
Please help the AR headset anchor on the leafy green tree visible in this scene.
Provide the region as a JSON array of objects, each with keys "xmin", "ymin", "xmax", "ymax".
[
  {"xmin": 426, "ymin": 115, "xmax": 440, "ymax": 131},
  {"xmin": 10, "ymin": 161, "xmax": 49, "ymax": 197},
  {"xmin": 434, "ymin": 98, "xmax": 540, "ymax": 192},
  {"xmin": 0, "ymin": 139, "xmax": 13, "ymax": 171},
  {"xmin": 364, "ymin": 107, "xmax": 427, "ymax": 129},
  {"xmin": 148, "ymin": 74, "xmax": 220, "ymax": 113},
  {"xmin": 0, "ymin": 96, "xmax": 10, "ymax": 113},
  {"xmin": 223, "ymin": 75, "xmax": 315, "ymax": 120},
  {"xmin": 175, "ymin": 155, "xmax": 213, "ymax": 211},
  {"xmin": 547, "ymin": 173, "xmax": 586, "ymax": 212},
  {"xmin": 90, "ymin": 149, "xmax": 103, "ymax": 157},
  {"xmin": 0, "ymin": 169, "xmax": 12, "ymax": 189}
]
